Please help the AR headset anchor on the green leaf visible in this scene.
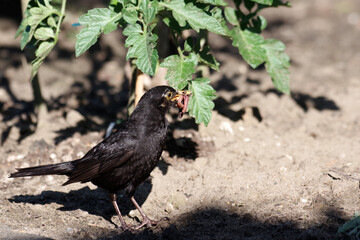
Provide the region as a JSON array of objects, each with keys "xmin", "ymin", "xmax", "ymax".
[
  {"xmin": 28, "ymin": 7, "xmax": 53, "ymax": 26},
  {"xmin": 139, "ymin": 0, "xmax": 156, "ymax": 24},
  {"xmin": 31, "ymin": 40, "xmax": 55, "ymax": 80},
  {"xmin": 263, "ymin": 39, "xmax": 290, "ymax": 94},
  {"xmin": 160, "ymin": 0, "xmax": 227, "ymax": 35},
  {"xmin": 75, "ymin": 26, "xmax": 101, "ymax": 57},
  {"xmin": 35, "ymin": 41, "xmax": 54, "ymax": 57},
  {"xmin": 103, "ymin": 22, "xmax": 118, "ymax": 34},
  {"xmin": 250, "ymin": 0, "xmax": 273, "ymax": 5},
  {"xmin": 197, "ymin": 45, "xmax": 220, "ymax": 71},
  {"xmin": 160, "ymin": 53, "xmax": 197, "ymax": 90},
  {"xmin": 224, "ymin": 7, "xmax": 239, "ymax": 26},
  {"xmin": 123, "ymin": 24, "xmax": 159, "ymax": 75},
  {"xmin": 78, "ymin": 8, "xmax": 120, "ymax": 27},
  {"xmin": 20, "ymin": 25, "xmax": 31, "ymax": 50},
  {"xmin": 19, "ymin": 5, "xmax": 55, "ymax": 49},
  {"xmin": 259, "ymin": 15, "xmax": 267, "ymax": 31},
  {"xmin": 122, "ymin": 9, "xmax": 138, "ymax": 24},
  {"xmin": 188, "ymin": 78, "xmax": 216, "ymax": 126},
  {"xmin": 230, "ymin": 27, "xmax": 266, "ymax": 68},
  {"xmin": 15, "ymin": 17, "xmax": 28, "ymax": 38},
  {"xmin": 337, "ymin": 216, "xmax": 360, "ymax": 235},
  {"xmin": 34, "ymin": 27, "xmax": 54, "ymax": 40},
  {"xmin": 75, "ymin": 8, "xmax": 121, "ymax": 56},
  {"xmin": 47, "ymin": 16, "xmax": 57, "ymax": 28},
  {"xmin": 197, "ymin": 0, "xmax": 227, "ymax": 6}
]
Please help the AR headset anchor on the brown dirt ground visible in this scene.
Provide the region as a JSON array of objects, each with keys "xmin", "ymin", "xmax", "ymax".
[{"xmin": 1, "ymin": 0, "xmax": 360, "ymax": 239}]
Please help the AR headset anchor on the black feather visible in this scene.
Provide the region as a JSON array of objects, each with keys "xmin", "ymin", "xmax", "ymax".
[{"xmin": 10, "ymin": 86, "xmax": 176, "ymax": 196}]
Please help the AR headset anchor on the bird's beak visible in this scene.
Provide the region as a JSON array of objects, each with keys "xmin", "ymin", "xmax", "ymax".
[{"xmin": 171, "ymin": 90, "xmax": 192, "ymax": 102}]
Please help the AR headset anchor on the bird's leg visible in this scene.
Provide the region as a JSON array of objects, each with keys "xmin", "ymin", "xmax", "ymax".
[
  {"xmin": 109, "ymin": 193, "xmax": 131, "ymax": 231},
  {"xmin": 130, "ymin": 196, "xmax": 159, "ymax": 229}
]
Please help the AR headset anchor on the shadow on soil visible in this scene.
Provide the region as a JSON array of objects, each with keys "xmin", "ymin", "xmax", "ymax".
[
  {"xmin": 9, "ymin": 184, "xmax": 348, "ymax": 240},
  {"xmin": 9, "ymin": 187, "xmax": 347, "ymax": 240},
  {"xmin": 9, "ymin": 181, "xmax": 154, "ymax": 228},
  {"xmin": 214, "ymin": 87, "xmax": 340, "ymax": 122}
]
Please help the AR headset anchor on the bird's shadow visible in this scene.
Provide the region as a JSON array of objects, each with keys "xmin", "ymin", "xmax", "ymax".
[{"xmin": 8, "ymin": 180, "xmax": 153, "ymax": 228}]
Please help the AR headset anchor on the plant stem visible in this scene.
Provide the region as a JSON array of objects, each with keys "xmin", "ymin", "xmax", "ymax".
[{"xmin": 55, "ymin": 0, "xmax": 67, "ymax": 40}]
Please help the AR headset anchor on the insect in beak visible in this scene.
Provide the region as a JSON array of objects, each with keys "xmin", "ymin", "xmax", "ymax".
[{"xmin": 171, "ymin": 90, "xmax": 192, "ymax": 118}]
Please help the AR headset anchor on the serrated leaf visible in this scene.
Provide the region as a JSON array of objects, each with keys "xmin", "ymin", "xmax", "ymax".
[
  {"xmin": 122, "ymin": 9, "xmax": 138, "ymax": 24},
  {"xmin": 103, "ymin": 22, "xmax": 117, "ymax": 34},
  {"xmin": 34, "ymin": 27, "xmax": 54, "ymax": 40},
  {"xmin": 78, "ymin": 8, "xmax": 119, "ymax": 27},
  {"xmin": 19, "ymin": 5, "xmax": 55, "ymax": 49},
  {"xmin": 197, "ymin": 0, "xmax": 227, "ymax": 6},
  {"xmin": 160, "ymin": 53, "xmax": 197, "ymax": 90},
  {"xmin": 263, "ymin": 39, "xmax": 290, "ymax": 94},
  {"xmin": 230, "ymin": 27, "xmax": 266, "ymax": 68},
  {"xmin": 28, "ymin": 7, "xmax": 53, "ymax": 26},
  {"xmin": 75, "ymin": 8, "xmax": 121, "ymax": 56},
  {"xmin": 35, "ymin": 40, "xmax": 54, "ymax": 57},
  {"xmin": 47, "ymin": 16, "xmax": 57, "ymax": 28},
  {"xmin": 20, "ymin": 25, "xmax": 31, "ymax": 50},
  {"xmin": 250, "ymin": 0, "xmax": 273, "ymax": 5},
  {"xmin": 139, "ymin": 0, "xmax": 156, "ymax": 24},
  {"xmin": 143, "ymin": 7, "xmax": 156, "ymax": 24},
  {"xmin": 188, "ymin": 78, "xmax": 216, "ymax": 126},
  {"xmin": 224, "ymin": 7, "xmax": 239, "ymax": 26},
  {"xmin": 31, "ymin": 40, "xmax": 55, "ymax": 80},
  {"xmin": 161, "ymin": 0, "xmax": 226, "ymax": 35},
  {"xmin": 75, "ymin": 26, "xmax": 101, "ymax": 57},
  {"xmin": 123, "ymin": 24, "xmax": 158, "ymax": 75}
]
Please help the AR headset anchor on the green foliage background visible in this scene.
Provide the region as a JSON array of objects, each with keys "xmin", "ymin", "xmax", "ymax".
[{"xmin": 17, "ymin": 0, "xmax": 291, "ymax": 126}]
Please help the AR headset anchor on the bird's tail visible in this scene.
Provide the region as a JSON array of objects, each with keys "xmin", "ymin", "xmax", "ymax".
[{"xmin": 9, "ymin": 162, "xmax": 75, "ymax": 178}]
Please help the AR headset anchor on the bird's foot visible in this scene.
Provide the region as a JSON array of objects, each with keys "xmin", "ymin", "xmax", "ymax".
[
  {"xmin": 132, "ymin": 217, "xmax": 163, "ymax": 230},
  {"xmin": 117, "ymin": 223, "xmax": 138, "ymax": 233}
]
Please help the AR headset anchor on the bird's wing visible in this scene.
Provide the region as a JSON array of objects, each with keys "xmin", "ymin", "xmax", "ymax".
[{"xmin": 63, "ymin": 130, "xmax": 137, "ymax": 185}]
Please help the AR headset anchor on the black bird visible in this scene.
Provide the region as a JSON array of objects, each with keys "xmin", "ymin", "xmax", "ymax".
[{"xmin": 10, "ymin": 86, "xmax": 191, "ymax": 231}]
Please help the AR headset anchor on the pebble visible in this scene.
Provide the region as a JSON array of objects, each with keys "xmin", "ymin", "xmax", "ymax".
[
  {"xmin": 50, "ymin": 153, "xmax": 57, "ymax": 160},
  {"xmin": 76, "ymin": 151, "xmax": 85, "ymax": 158},
  {"xmin": 219, "ymin": 121, "xmax": 234, "ymax": 135},
  {"xmin": 7, "ymin": 154, "xmax": 25, "ymax": 162}
]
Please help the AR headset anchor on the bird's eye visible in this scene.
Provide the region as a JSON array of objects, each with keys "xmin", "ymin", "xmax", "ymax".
[{"xmin": 165, "ymin": 91, "xmax": 172, "ymax": 100}]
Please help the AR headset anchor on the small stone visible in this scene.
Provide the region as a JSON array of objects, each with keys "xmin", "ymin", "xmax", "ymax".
[
  {"xmin": 76, "ymin": 151, "xmax": 85, "ymax": 158},
  {"xmin": 168, "ymin": 192, "xmax": 187, "ymax": 210},
  {"xmin": 219, "ymin": 121, "xmax": 234, "ymax": 135},
  {"xmin": 165, "ymin": 202, "xmax": 174, "ymax": 214},
  {"xmin": 50, "ymin": 153, "xmax": 57, "ymax": 160},
  {"xmin": 7, "ymin": 155, "xmax": 17, "ymax": 162},
  {"xmin": 129, "ymin": 210, "xmax": 138, "ymax": 218}
]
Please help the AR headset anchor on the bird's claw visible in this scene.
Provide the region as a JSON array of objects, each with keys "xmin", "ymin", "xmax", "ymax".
[{"xmin": 131, "ymin": 217, "xmax": 163, "ymax": 230}]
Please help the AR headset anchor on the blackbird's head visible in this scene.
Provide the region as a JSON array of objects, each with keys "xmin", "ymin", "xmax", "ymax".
[
  {"xmin": 133, "ymin": 86, "xmax": 191, "ymax": 120},
  {"xmin": 134, "ymin": 86, "xmax": 177, "ymax": 115}
]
